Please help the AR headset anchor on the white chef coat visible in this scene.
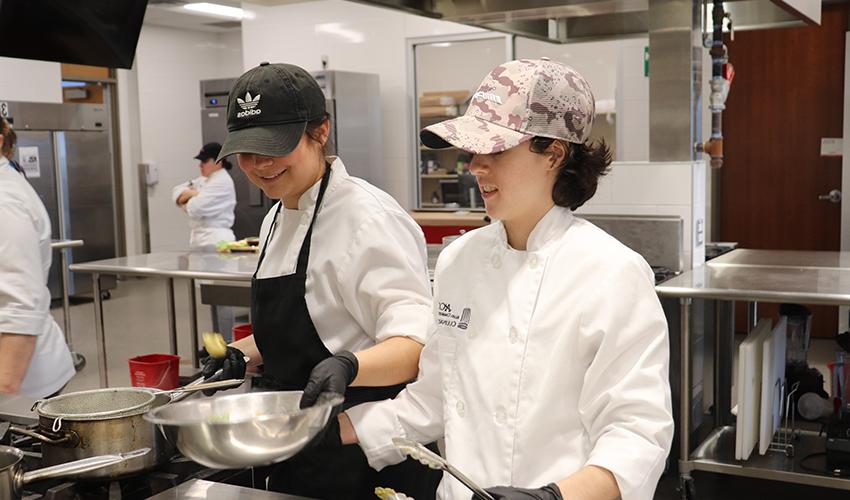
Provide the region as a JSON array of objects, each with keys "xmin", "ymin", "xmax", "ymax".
[
  {"xmin": 171, "ymin": 168, "xmax": 236, "ymax": 251},
  {"xmin": 347, "ymin": 205, "xmax": 674, "ymax": 500},
  {"xmin": 0, "ymin": 158, "xmax": 75, "ymax": 397},
  {"xmin": 255, "ymin": 157, "xmax": 431, "ymax": 354}
]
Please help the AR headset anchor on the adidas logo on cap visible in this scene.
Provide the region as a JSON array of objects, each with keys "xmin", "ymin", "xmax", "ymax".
[{"xmin": 236, "ymin": 91, "xmax": 261, "ymax": 118}]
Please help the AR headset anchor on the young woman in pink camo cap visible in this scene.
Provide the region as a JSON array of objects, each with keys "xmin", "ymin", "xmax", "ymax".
[{"xmin": 333, "ymin": 58, "xmax": 674, "ymax": 500}]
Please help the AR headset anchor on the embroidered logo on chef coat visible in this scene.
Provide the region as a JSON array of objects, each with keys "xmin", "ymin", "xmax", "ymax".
[
  {"xmin": 437, "ymin": 302, "xmax": 472, "ymax": 331},
  {"xmin": 236, "ymin": 91, "xmax": 262, "ymax": 118}
]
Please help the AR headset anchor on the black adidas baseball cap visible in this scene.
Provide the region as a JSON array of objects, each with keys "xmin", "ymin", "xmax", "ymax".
[{"xmin": 217, "ymin": 62, "xmax": 326, "ymax": 161}]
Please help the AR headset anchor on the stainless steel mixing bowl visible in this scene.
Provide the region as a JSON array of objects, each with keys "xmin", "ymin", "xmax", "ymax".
[{"xmin": 143, "ymin": 391, "xmax": 343, "ymax": 469}]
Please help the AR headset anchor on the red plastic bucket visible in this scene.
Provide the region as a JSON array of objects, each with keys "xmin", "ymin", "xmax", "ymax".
[
  {"xmin": 233, "ymin": 323, "xmax": 252, "ymax": 341},
  {"xmin": 128, "ymin": 354, "xmax": 180, "ymax": 390}
]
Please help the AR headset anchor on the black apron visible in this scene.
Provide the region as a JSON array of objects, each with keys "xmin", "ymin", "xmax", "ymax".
[{"xmin": 251, "ymin": 166, "xmax": 441, "ymax": 499}]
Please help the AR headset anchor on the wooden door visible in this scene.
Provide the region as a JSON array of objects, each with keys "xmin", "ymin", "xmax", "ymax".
[{"xmin": 720, "ymin": 4, "xmax": 846, "ymax": 338}]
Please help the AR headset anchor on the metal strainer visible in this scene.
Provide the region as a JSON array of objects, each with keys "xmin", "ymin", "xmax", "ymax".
[{"xmin": 34, "ymin": 388, "xmax": 156, "ymax": 422}]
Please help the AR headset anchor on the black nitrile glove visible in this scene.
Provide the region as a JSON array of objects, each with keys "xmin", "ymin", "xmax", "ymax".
[
  {"xmin": 299, "ymin": 350, "xmax": 359, "ymax": 408},
  {"xmin": 478, "ymin": 484, "xmax": 563, "ymax": 500},
  {"xmin": 200, "ymin": 346, "xmax": 247, "ymax": 396}
]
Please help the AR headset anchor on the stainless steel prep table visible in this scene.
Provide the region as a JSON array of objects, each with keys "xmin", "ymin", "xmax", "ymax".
[
  {"xmin": 656, "ymin": 251, "xmax": 850, "ymax": 495},
  {"xmin": 69, "ymin": 252, "xmax": 258, "ymax": 387},
  {"xmin": 147, "ymin": 479, "xmax": 315, "ymax": 500}
]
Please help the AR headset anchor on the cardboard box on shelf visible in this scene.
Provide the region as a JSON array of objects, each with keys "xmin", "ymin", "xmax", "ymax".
[
  {"xmin": 423, "ymin": 90, "xmax": 469, "ymax": 101},
  {"xmin": 420, "ymin": 105, "xmax": 458, "ymax": 118},
  {"xmin": 419, "ymin": 95, "xmax": 456, "ymax": 107}
]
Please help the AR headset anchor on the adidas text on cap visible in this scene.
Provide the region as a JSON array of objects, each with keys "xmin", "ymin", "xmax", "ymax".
[
  {"xmin": 420, "ymin": 58, "xmax": 596, "ymax": 155},
  {"xmin": 218, "ymin": 62, "xmax": 327, "ymax": 161}
]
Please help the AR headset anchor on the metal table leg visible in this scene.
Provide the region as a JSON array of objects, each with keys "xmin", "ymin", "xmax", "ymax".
[
  {"xmin": 60, "ymin": 248, "xmax": 72, "ymax": 345},
  {"xmin": 59, "ymin": 248, "xmax": 85, "ymax": 371},
  {"xmin": 747, "ymin": 301, "xmax": 758, "ymax": 331},
  {"xmin": 679, "ymin": 297, "xmax": 693, "ymax": 466},
  {"xmin": 189, "ymin": 279, "xmax": 199, "ymax": 368},
  {"xmin": 92, "ymin": 273, "xmax": 108, "ymax": 387},
  {"xmin": 678, "ymin": 297, "xmax": 695, "ymax": 498},
  {"xmin": 166, "ymin": 278, "xmax": 178, "ymax": 355}
]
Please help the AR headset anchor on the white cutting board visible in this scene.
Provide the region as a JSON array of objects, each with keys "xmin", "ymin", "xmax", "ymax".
[
  {"xmin": 736, "ymin": 319, "xmax": 772, "ymax": 460},
  {"xmin": 759, "ymin": 317, "xmax": 787, "ymax": 455}
]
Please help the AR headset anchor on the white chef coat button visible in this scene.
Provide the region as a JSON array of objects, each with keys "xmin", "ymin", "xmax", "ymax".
[
  {"xmin": 456, "ymin": 401, "xmax": 466, "ymax": 417},
  {"xmin": 491, "ymin": 254, "xmax": 502, "ymax": 269},
  {"xmin": 528, "ymin": 254, "xmax": 539, "ymax": 268},
  {"xmin": 494, "ymin": 410, "xmax": 506, "ymax": 425},
  {"xmin": 509, "ymin": 327, "xmax": 518, "ymax": 344}
]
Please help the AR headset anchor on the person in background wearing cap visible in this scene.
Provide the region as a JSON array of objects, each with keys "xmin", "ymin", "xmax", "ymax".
[
  {"xmin": 171, "ymin": 142, "xmax": 236, "ymax": 251},
  {"xmin": 335, "ymin": 59, "xmax": 674, "ymax": 500},
  {"xmin": 0, "ymin": 118, "xmax": 75, "ymax": 397},
  {"xmin": 199, "ymin": 62, "xmax": 441, "ymax": 498}
]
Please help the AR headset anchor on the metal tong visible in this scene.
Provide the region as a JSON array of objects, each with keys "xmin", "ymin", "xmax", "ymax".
[{"xmin": 392, "ymin": 437, "xmax": 494, "ymax": 500}]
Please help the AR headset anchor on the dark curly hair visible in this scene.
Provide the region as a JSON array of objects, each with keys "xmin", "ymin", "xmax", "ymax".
[{"xmin": 528, "ymin": 137, "xmax": 612, "ymax": 210}]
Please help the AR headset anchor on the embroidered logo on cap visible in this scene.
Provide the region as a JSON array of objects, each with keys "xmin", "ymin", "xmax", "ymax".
[
  {"xmin": 472, "ymin": 91, "xmax": 503, "ymax": 105},
  {"xmin": 236, "ymin": 91, "xmax": 261, "ymax": 118}
]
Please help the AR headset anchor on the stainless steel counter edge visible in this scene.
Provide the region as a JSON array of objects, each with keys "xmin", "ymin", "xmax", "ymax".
[
  {"xmin": 146, "ymin": 479, "xmax": 315, "ymax": 499},
  {"xmin": 655, "ymin": 285, "xmax": 850, "ymax": 306},
  {"xmin": 69, "ymin": 263, "xmax": 252, "ymax": 281}
]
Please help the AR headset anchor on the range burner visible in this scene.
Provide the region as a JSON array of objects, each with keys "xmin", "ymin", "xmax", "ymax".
[
  {"xmin": 8, "ymin": 423, "xmax": 258, "ymax": 500},
  {"xmin": 20, "ymin": 457, "xmax": 256, "ymax": 500}
]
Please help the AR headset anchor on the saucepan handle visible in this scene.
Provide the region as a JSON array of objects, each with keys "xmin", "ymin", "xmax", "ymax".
[
  {"xmin": 8, "ymin": 425, "xmax": 75, "ymax": 446},
  {"xmin": 20, "ymin": 448, "xmax": 150, "ymax": 484}
]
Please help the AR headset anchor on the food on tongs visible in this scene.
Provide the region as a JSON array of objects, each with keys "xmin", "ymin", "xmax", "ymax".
[{"xmin": 202, "ymin": 332, "xmax": 228, "ymax": 359}]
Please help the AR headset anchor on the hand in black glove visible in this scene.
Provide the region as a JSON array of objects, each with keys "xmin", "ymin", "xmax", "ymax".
[
  {"xmin": 299, "ymin": 350, "xmax": 359, "ymax": 408},
  {"xmin": 200, "ymin": 346, "xmax": 247, "ymax": 396},
  {"xmin": 478, "ymin": 484, "xmax": 563, "ymax": 500}
]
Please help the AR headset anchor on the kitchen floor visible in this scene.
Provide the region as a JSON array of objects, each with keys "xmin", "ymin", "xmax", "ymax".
[
  {"xmin": 54, "ymin": 277, "xmax": 217, "ymax": 392},
  {"xmin": 52, "ymin": 278, "xmax": 848, "ymax": 499}
]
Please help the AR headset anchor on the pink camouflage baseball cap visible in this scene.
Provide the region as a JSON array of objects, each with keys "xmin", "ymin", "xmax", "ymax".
[{"xmin": 420, "ymin": 58, "xmax": 596, "ymax": 155}]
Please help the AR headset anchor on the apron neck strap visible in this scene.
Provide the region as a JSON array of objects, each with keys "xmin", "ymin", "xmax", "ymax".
[{"xmin": 256, "ymin": 163, "xmax": 333, "ymax": 273}]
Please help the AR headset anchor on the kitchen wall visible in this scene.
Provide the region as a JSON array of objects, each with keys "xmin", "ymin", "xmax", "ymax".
[
  {"xmin": 577, "ymin": 161, "xmax": 706, "ymax": 270},
  {"xmin": 241, "ymin": 0, "xmax": 481, "ymax": 208},
  {"xmin": 0, "ymin": 58, "xmax": 62, "ymax": 103},
  {"xmin": 119, "ymin": 25, "xmax": 243, "ymax": 253}
]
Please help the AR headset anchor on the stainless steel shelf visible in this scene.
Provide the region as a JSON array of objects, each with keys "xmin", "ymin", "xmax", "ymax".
[{"xmin": 690, "ymin": 426, "xmax": 850, "ymax": 490}]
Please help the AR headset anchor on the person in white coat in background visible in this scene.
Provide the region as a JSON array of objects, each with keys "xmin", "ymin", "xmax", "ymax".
[
  {"xmin": 172, "ymin": 142, "xmax": 236, "ymax": 251},
  {"xmin": 0, "ymin": 118, "xmax": 75, "ymax": 398},
  {"xmin": 336, "ymin": 59, "xmax": 674, "ymax": 500}
]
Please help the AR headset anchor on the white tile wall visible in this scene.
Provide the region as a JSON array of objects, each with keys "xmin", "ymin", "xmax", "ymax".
[
  {"xmin": 0, "ymin": 57, "xmax": 62, "ymax": 103},
  {"xmin": 241, "ymin": 0, "xmax": 480, "ymax": 208},
  {"xmin": 131, "ymin": 25, "xmax": 243, "ymax": 252},
  {"xmin": 616, "ymin": 38, "xmax": 650, "ymax": 162}
]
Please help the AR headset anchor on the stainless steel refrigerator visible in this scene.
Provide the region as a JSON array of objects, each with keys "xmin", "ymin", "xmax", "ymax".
[
  {"xmin": 5, "ymin": 101, "xmax": 117, "ymax": 298},
  {"xmin": 199, "ymin": 70, "xmax": 382, "ymax": 239}
]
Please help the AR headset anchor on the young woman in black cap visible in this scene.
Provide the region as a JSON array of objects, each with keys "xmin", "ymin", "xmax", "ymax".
[
  {"xmin": 171, "ymin": 142, "xmax": 236, "ymax": 251},
  {"xmin": 200, "ymin": 62, "xmax": 440, "ymax": 498}
]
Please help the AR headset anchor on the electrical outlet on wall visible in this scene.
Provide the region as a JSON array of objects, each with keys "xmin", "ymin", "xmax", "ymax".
[{"xmin": 142, "ymin": 162, "xmax": 158, "ymax": 186}]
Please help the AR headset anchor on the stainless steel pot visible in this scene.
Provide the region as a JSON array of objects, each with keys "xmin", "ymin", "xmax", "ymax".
[
  {"xmin": 11, "ymin": 380, "xmax": 243, "ymax": 480},
  {"xmin": 0, "ymin": 445, "xmax": 148, "ymax": 500},
  {"xmin": 11, "ymin": 390, "xmax": 173, "ymax": 480}
]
